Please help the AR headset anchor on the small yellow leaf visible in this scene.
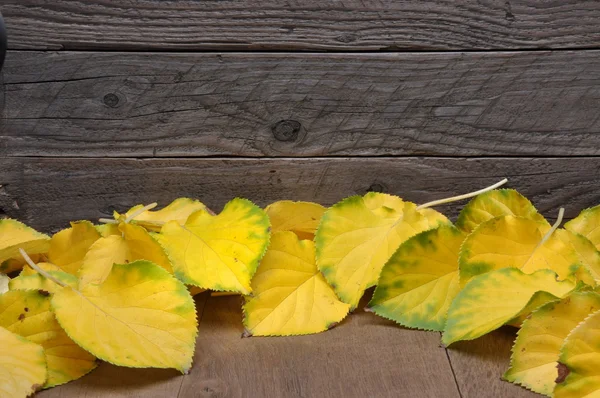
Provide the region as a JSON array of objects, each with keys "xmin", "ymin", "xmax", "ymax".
[
  {"xmin": 0, "ymin": 326, "xmax": 47, "ymax": 398},
  {"xmin": 11, "ymin": 267, "xmax": 78, "ymax": 294},
  {"xmin": 0, "ymin": 219, "xmax": 50, "ymax": 273},
  {"xmin": 316, "ymin": 193, "xmax": 449, "ymax": 309},
  {"xmin": 48, "ymin": 221, "xmax": 101, "ymax": 275},
  {"xmin": 117, "ymin": 198, "xmax": 207, "ymax": 232},
  {"xmin": 443, "ymin": 268, "xmax": 575, "ymax": 345},
  {"xmin": 555, "ymin": 309, "xmax": 600, "ymax": 397},
  {"xmin": 459, "ymin": 216, "xmax": 588, "ymax": 286},
  {"xmin": 78, "ymin": 222, "xmax": 172, "ymax": 288},
  {"xmin": 368, "ymin": 225, "xmax": 465, "ymax": 331},
  {"xmin": 243, "ymin": 231, "xmax": 350, "ymax": 336},
  {"xmin": 53, "ymin": 260, "xmax": 198, "ymax": 372},
  {"xmin": 505, "ymin": 291, "xmax": 600, "ymax": 396},
  {"xmin": 0, "ymin": 289, "xmax": 97, "ymax": 388},
  {"xmin": 565, "ymin": 205, "xmax": 600, "ymax": 250},
  {"xmin": 158, "ymin": 198, "xmax": 270, "ymax": 294},
  {"xmin": 265, "ymin": 200, "xmax": 326, "ymax": 240},
  {"xmin": 455, "ymin": 189, "xmax": 549, "ymax": 233}
]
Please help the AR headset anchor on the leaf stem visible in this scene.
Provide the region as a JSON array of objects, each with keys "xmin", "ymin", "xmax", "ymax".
[
  {"xmin": 98, "ymin": 218, "xmax": 119, "ymax": 224},
  {"xmin": 125, "ymin": 203, "xmax": 158, "ymax": 223},
  {"xmin": 539, "ymin": 207, "xmax": 565, "ymax": 246},
  {"xmin": 416, "ymin": 178, "xmax": 508, "ymax": 210},
  {"xmin": 18, "ymin": 248, "xmax": 69, "ymax": 289}
]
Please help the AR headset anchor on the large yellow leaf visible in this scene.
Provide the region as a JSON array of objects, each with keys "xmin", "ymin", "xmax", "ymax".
[
  {"xmin": 565, "ymin": 205, "xmax": 600, "ymax": 249},
  {"xmin": 78, "ymin": 222, "xmax": 172, "ymax": 288},
  {"xmin": 0, "ymin": 326, "xmax": 47, "ymax": 398},
  {"xmin": 443, "ymin": 268, "xmax": 576, "ymax": 345},
  {"xmin": 315, "ymin": 192, "xmax": 449, "ymax": 309},
  {"xmin": 367, "ymin": 225, "xmax": 464, "ymax": 331},
  {"xmin": 48, "ymin": 221, "xmax": 101, "ymax": 275},
  {"xmin": 265, "ymin": 200, "xmax": 326, "ymax": 240},
  {"xmin": 116, "ymin": 198, "xmax": 208, "ymax": 232},
  {"xmin": 0, "ymin": 219, "xmax": 50, "ymax": 273},
  {"xmin": 52, "ymin": 260, "xmax": 197, "ymax": 372},
  {"xmin": 455, "ymin": 189, "xmax": 549, "ymax": 233},
  {"xmin": 0, "ymin": 289, "xmax": 97, "ymax": 388},
  {"xmin": 459, "ymin": 216, "xmax": 592, "ymax": 286},
  {"xmin": 243, "ymin": 231, "xmax": 350, "ymax": 336},
  {"xmin": 555, "ymin": 309, "xmax": 600, "ymax": 397},
  {"xmin": 504, "ymin": 291, "xmax": 600, "ymax": 396},
  {"xmin": 158, "ymin": 198, "xmax": 270, "ymax": 294}
]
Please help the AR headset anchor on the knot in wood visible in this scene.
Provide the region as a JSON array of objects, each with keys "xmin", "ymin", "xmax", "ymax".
[
  {"xmin": 272, "ymin": 120, "xmax": 301, "ymax": 142},
  {"xmin": 367, "ymin": 183, "xmax": 387, "ymax": 193},
  {"xmin": 103, "ymin": 93, "xmax": 120, "ymax": 108}
]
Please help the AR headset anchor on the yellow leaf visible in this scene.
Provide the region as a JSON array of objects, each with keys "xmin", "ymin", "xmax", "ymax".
[
  {"xmin": 0, "ymin": 289, "xmax": 97, "ymax": 388},
  {"xmin": 48, "ymin": 221, "xmax": 101, "ymax": 275},
  {"xmin": 265, "ymin": 200, "xmax": 326, "ymax": 240},
  {"xmin": 0, "ymin": 326, "xmax": 47, "ymax": 398},
  {"xmin": 459, "ymin": 216, "xmax": 588, "ymax": 286},
  {"xmin": 78, "ymin": 222, "xmax": 172, "ymax": 288},
  {"xmin": 368, "ymin": 225, "xmax": 464, "ymax": 331},
  {"xmin": 443, "ymin": 268, "xmax": 575, "ymax": 345},
  {"xmin": 455, "ymin": 189, "xmax": 549, "ymax": 233},
  {"xmin": 187, "ymin": 286, "xmax": 206, "ymax": 296},
  {"xmin": 243, "ymin": 231, "xmax": 350, "ymax": 336},
  {"xmin": 565, "ymin": 205, "xmax": 600, "ymax": 250},
  {"xmin": 116, "ymin": 198, "xmax": 208, "ymax": 232},
  {"xmin": 52, "ymin": 260, "xmax": 197, "ymax": 372},
  {"xmin": 555, "ymin": 309, "xmax": 600, "ymax": 397},
  {"xmin": 19, "ymin": 261, "xmax": 62, "ymax": 277},
  {"xmin": 504, "ymin": 291, "xmax": 600, "ymax": 396},
  {"xmin": 158, "ymin": 198, "xmax": 270, "ymax": 294},
  {"xmin": 315, "ymin": 192, "xmax": 449, "ymax": 309},
  {"xmin": 11, "ymin": 266, "xmax": 78, "ymax": 294},
  {"xmin": 0, "ymin": 273, "xmax": 8, "ymax": 294},
  {"xmin": 0, "ymin": 219, "xmax": 50, "ymax": 273},
  {"xmin": 95, "ymin": 223, "xmax": 120, "ymax": 237}
]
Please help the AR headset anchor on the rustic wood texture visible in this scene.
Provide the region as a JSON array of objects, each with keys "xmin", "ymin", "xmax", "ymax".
[
  {"xmin": 446, "ymin": 327, "xmax": 540, "ymax": 398},
  {"xmin": 3, "ymin": 50, "xmax": 600, "ymax": 158},
  {"xmin": 3, "ymin": 0, "xmax": 600, "ymax": 51},
  {"xmin": 1, "ymin": 156, "xmax": 598, "ymax": 232}
]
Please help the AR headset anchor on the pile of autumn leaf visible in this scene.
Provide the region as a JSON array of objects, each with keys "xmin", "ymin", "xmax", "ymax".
[{"xmin": 2, "ymin": 184, "xmax": 600, "ymax": 398}]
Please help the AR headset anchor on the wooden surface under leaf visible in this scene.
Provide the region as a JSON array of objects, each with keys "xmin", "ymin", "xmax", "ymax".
[{"xmin": 36, "ymin": 293, "xmax": 536, "ymax": 397}]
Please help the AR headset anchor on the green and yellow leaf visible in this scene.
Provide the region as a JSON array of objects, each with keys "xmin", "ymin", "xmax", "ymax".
[
  {"xmin": 565, "ymin": 205, "xmax": 600, "ymax": 250},
  {"xmin": 158, "ymin": 198, "xmax": 270, "ymax": 294},
  {"xmin": 0, "ymin": 326, "xmax": 47, "ymax": 398},
  {"xmin": 48, "ymin": 221, "xmax": 101, "ymax": 275},
  {"xmin": 0, "ymin": 219, "xmax": 50, "ymax": 273},
  {"xmin": 368, "ymin": 225, "xmax": 465, "ymax": 331},
  {"xmin": 243, "ymin": 231, "xmax": 350, "ymax": 336},
  {"xmin": 504, "ymin": 291, "xmax": 600, "ymax": 396},
  {"xmin": 11, "ymin": 267, "xmax": 78, "ymax": 294},
  {"xmin": 78, "ymin": 222, "xmax": 172, "ymax": 288},
  {"xmin": 555, "ymin": 308, "xmax": 600, "ymax": 397},
  {"xmin": 443, "ymin": 268, "xmax": 576, "ymax": 345},
  {"xmin": 116, "ymin": 198, "xmax": 207, "ymax": 232},
  {"xmin": 0, "ymin": 289, "xmax": 97, "ymax": 388},
  {"xmin": 455, "ymin": 189, "xmax": 549, "ymax": 233},
  {"xmin": 265, "ymin": 200, "xmax": 326, "ymax": 240},
  {"xmin": 53, "ymin": 260, "xmax": 198, "ymax": 373},
  {"xmin": 315, "ymin": 193, "xmax": 449, "ymax": 309}
]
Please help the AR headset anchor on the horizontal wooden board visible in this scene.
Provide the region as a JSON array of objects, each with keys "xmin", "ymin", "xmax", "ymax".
[
  {"xmin": 3, "ymin": 51, "xmax": 600, "ymax": 158},
  {"xmin": 3, "ymin": 1, "xmax": 600, "ymax": 51},
  {"xmin": 1, "ymin": 156, "xmax": 598, "ymax": 232}
]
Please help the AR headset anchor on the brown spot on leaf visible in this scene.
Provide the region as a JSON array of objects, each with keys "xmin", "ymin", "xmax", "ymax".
[
  {"xmin": 521, "ymin": 347, "xmax": 526, "ymax": 352},
  {"xmin": 38, "ymin": 290, "xmax": 50, "ymax": 297},
  {"xmin": 18, "ymin": 313, "xmax": 25, "ymax": 321},
  {"xmin": 24, "ymin": 307, "xmax": 29, "ymax": 312},
  {"xmin": 556, "ymin": 362, "xmax": 570, "ymax": 383}
]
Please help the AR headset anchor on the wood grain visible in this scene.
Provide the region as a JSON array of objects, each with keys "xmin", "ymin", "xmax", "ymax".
[
  {"xmin": 1, "ymin": 156, "xmax": 598, "ymax": 232},
  {"xmin": 182, "ymin": 294, "xmax": 461, "ymax": 398},
  {"xmin": 3, "ymin": 51, "xmax": 600, "ymax": 158},
  {"xmin": 446, "ymin": 327, "xmax": 540, "ymax": 398},
  {"xmin": 3, "ymin": 1, "xmax": 600, "ymax": 51},
  {"xmin": 37, "ymin": 293, "xmax": 209, "ymax": 398}
]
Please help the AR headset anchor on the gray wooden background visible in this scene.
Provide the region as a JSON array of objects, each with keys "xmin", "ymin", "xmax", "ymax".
[{"xmin": 1, "ymin": 1, "xmax": 599, "ymax": 234}]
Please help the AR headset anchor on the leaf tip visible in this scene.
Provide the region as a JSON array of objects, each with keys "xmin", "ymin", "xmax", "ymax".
[
  {"xmin": 327, "ymin": 322, "xmax": 339, "ymax": 330},
  {"xmin": 241, "ymin": 329, "xmax": 252, "ymax": 338}
]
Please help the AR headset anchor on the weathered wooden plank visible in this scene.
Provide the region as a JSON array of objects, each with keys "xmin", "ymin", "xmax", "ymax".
[
  {"xmin": 37, "ymin": 293, "xmax": 209, "ymax": 398},
  {"xmin": 1, "ymin": 156, "xmax": 598, "ymax": 232},
  {"xmin": 3, "ymin": 0, "xmax": 600, "ymax": 51},
  {"xmin": 446, "ymin": 327, "xmax": 539, "ymax": 398},
  {"xmin": 183, "ymin": 294, "xmax": 461, "ymax": 398},
  {"xmin": 3, "ymin": 51, "xmax": 600, "ymax": 158}
]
